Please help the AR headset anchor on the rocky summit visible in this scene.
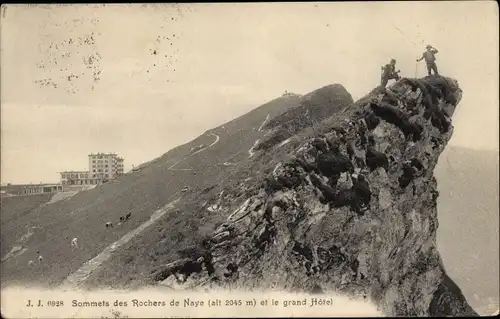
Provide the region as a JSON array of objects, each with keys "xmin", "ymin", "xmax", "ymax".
[{"xmin": 149, "ymin": 76, "xmax": 478, "ymax": 317}]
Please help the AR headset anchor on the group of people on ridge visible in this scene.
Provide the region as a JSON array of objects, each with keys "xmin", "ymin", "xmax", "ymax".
[{"xmin": 380, "ymin": 45, "xmax": 439, "ymax": 87}]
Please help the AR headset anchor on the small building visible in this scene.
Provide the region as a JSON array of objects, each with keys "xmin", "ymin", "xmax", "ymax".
[
  {"xmin": 0, "ymin": 183, "xmax": 63, "ymax": 196},
  {"xmin": 23, "ymin": 184, "xmax": 63, "ymax": 195},
  {"xmin": 60, "ymin": 170, "xmax": 100, "ymax": 186}
]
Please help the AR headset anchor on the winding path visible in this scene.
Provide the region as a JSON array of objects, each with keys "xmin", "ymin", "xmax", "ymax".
[
  {"xmin": 167, "ymin": 132, "xmax": 219, "ymax": 170},
  {"xmin": 61, "ymin": 132, "xmax": 220, "ymax": 289}
]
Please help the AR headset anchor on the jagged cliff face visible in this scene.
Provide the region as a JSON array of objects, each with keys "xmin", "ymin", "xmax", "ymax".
[{"xmin": 151, "ymin": 76, "xmax": 477, "ymax": 317}]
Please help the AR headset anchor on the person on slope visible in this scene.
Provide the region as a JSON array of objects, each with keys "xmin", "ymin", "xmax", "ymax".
[
  {"xmin": 417, "ymin": 45, "xmax": 439, "ymax": 76},
  {"xmin": 380, "ymin": 59, "xmax": 401, "ymax": 87}
]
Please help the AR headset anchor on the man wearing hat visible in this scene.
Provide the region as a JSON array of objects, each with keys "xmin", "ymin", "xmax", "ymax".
[{"xmin": 417, "ymin": 45, "xmax": 439, "ymax": 76}]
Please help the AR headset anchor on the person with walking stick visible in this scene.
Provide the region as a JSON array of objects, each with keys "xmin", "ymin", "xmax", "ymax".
[{"xmin": 417, "ymin": 45, "xmax": 439, "ymax": 76}]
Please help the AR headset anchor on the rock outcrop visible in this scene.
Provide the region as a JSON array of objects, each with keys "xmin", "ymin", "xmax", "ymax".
[{"xmin": 150, "ymin": 76, "xmax": 478, "ymax": 317}]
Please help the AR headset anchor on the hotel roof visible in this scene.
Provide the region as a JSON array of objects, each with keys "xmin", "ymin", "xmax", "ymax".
[
  {"xmin": 88, "ymin": 153, "xmax": 119, "ymax": 156},
  {"xmin": 59, "ymin": 171, "xmax": 89, "ymax": 174}
]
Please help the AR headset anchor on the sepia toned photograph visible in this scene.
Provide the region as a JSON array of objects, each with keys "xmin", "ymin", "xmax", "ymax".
[{"xmin": 1, "ymin": 2, "xmax": 498, "ymax": 318}]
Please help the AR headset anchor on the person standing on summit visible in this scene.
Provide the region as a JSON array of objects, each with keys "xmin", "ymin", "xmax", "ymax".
[
  {"xmin": 380, "ymin": 59, "xmax": 401, "ymax": 87},
  {"xmin": 417, "ymin": 45, "xmax": 439, "ymax": 76}
]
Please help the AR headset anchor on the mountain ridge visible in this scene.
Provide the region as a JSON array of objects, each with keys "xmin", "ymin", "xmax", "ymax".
[
  {"xmin": 1, "ymin": 76, "xmax": 480, "ymax": 316},
  {"xmin": 135, "ymin": 76, "xmax": 477, "ymax": 317}
]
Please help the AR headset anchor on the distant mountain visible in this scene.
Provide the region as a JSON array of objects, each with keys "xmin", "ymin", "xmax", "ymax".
[{"xmin": 435, "ymin": 146, "xmax": 499, "ymax": 316}]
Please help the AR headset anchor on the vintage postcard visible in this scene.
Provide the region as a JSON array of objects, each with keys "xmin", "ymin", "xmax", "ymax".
[{"xmin": 1, "ymin": 2, "xmax": 498, "ymax": 318}]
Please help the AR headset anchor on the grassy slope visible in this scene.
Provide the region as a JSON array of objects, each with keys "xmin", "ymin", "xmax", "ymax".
[
  {"xmin": 83, "ymin": 89, "xmax": 357, "ymax": 289},
  {"xmin": 0, "ymin": 95, "xmax": 302, "ymax": 288},
  {"xmin": 0, "ymin": 194, "xmax": 52, "ymax": 256}
]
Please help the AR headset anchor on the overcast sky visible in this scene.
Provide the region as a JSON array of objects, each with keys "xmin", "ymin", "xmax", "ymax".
[{"xmin": 1, "ymin": 2, "xmax": 498, "ymax": 184}]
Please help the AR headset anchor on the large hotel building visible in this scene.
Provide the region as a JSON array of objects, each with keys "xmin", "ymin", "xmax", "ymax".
[{"xmin": 60, "ymin": 153, "xmax": 124, "ymax": 185}]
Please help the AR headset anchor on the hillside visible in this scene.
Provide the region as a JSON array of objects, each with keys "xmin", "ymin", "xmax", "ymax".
[
  {"xmin": 1, "ymin": 76, "xmax": 482, "ymax": 316},
  {"xmin": 83, "ymin": 76, "xmax": 477, "ymax": 317},
  {"xmin": 86, "ymin": 79, "xmax": 474, "ymax": 315},
  {"xmin": 0, "ymin": 194, "xmax": 52, "ymax": 258},
  {"xmin": 0, "ymin": 92, "xmax": 311, "ymax": 288},
  {"xmin": 435, "ymin": 146, "xmax": 499, "ymax": 315}
]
